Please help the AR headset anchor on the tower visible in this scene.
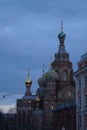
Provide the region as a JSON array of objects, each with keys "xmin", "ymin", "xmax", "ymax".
[
  {"xmin": 50, "ymin": 22, "xmax": 76, "ymax": 130},
  {"xmin": 17, "ymin": 72, "xmax": 36, "ymax": 129},
  {"xmin": 16, "ymin": 22, "xmax": 76, "ymax": 130},
  {"xmin": 43, "ymin": 65, "xmax": 57, "ymax": 130},
  {"xmin": 31, "ymin": 96, "xmax": 44, "ymax": 130},
  {"xmin": 25, "ymin": 71, "xmax": 32, "ymax": 96},
  {"xmin": 52, "ymin": 22, "xmax": 75, "ymax": 104}
]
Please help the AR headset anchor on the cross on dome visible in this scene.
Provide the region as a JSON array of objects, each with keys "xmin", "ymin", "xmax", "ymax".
[{"xmin": 61, "ymin": 21, "xmax": 63, "ymax": 32}]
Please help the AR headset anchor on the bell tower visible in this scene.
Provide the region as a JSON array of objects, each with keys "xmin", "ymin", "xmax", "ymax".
[
  {"xmin": 52, "ymin": 22, "xmax": 75, "ymax": 104},
  {"xmin": 52, "ymin": 22, "xmax": 74, "ymax": 83}
]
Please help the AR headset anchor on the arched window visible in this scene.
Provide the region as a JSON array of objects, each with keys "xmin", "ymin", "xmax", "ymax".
[{"xmin": 63, "ymin": 70, "xmax": 67, "ymax": 81}]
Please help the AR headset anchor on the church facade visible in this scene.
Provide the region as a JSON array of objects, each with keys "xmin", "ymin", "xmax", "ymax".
[{"xmin": 15, "ymin": 23, "xmax": 76, "ymax": 130}]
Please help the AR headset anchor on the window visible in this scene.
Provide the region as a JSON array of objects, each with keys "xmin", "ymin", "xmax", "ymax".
[
  {"xmin": 85, "ymin": 76, "xmax": 87, "ymax": 88},
  {"xmin": 63, "ymin": 70, "xmax": 67, "ymax": 81},
  {"xmin": 85, "ymin": 95, "xmax": 87, "ymax": 107}
]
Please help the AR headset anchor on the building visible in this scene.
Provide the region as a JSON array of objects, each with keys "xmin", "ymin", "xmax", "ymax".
[
  {"xmin": 16, "ymin": 22, "xmax": 76, "ymax": 130},
  {"xmin": 0, "ymin": 23, "xmax": 76, "ymax": 130},
  {"xmin": 50, "ymin": 22, "xmax": 76, "ymax": 130},
  {"xmin": 16, "ymin": 73, "xmax": 36, "ymax": 129},
  {"xmin": 75, "ymin": 52, "xmax": 87, "ymax": 130}
]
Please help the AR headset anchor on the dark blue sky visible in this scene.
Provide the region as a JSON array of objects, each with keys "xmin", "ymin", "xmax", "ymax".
[{"xmin": 0, "ymin": 0, "xmax": 87, "ymax": 94}]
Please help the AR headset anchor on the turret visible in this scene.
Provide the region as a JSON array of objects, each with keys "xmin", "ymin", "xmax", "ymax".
[{"xmin": 25, "ymin": 71, "xmax": 32, "ymax": 96}]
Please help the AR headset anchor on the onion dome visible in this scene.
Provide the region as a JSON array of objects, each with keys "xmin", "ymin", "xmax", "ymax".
[
  {"xmin": 38, "ymin": 74, "xmax": 46, "ymax": 87},
  {"xmin": 58, "ymin": 21, "xmax": 66, "ymax": 45},
  {"xmin": 56, "ymin": 21, "xmax": 70, "ymax": 62},
  {"xmin": 45, "ymin": 67, "xmax": 57, "ymax": 82},
  {"xmin": 38, "ymin": 64, "xmax": 46, "ymax": 87},
  {"xmin": 25, "ymin": 73, "xmax": 32, "ymax": 85},
  {"xmin": 25, "ymin": 71, "xmax": 32, "ymax": 96},
  {"xmin": 58, "ymin": 30, "xmax": 66, "ymax": 40}
]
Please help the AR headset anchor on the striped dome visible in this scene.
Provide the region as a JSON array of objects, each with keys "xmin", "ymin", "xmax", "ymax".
[
  {"xmin": 38, "ymin": 74, "xmax": 46, "ymax": 87},
  {"xmin": 45, "ymin": 68, "xmax": 57, "ymax": 81}
]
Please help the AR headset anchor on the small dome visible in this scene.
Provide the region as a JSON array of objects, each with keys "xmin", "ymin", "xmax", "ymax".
[
  {"xmin": 45, "ymin": 68, "xmax": 57, "ymax": 81},
  {"xmin": 38, "ymin": 74, "xmax": 46, "ymax": 87},
  {"xmin": 58, "ymin": 21, "xmax": 66, "ymax": 40},
  {"xmin": 58, "ymin": 31, "xmax": 66, "ymax": 39}
]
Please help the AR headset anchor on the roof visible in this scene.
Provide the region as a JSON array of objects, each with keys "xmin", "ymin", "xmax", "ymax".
[
  {"xmin": 45, "ymin": 67, "xmax": 57, "ymax": 81},
  {"xmin": 32, "ymin": 109, "xmax": 44, "ymax": 116},
  {"xmin": 22, "ymin": 95, "xmax": 36, "ymax": 100}
]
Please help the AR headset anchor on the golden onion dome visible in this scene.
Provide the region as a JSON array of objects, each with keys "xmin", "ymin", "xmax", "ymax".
[{"xmin": 25, "ymin": 73, "xmax": 32, "ymax": 84}]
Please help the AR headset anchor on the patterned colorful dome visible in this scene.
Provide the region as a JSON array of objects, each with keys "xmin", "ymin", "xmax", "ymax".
[
  {"xmin": 38, "ymin": 74, "xmax": 46, "ymax": 87},
  {"xmin": 58, "ymin": 21, "xmax": 66, "ymax": 40},
  {"xmin": 45, "ymin": 68, "xmax": 57, "ymax": 81}
]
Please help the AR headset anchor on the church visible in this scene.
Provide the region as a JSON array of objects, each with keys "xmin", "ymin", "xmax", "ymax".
[{"xmin": 15, "ymin": 23, "xmax": 76, "ymax": 130}]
